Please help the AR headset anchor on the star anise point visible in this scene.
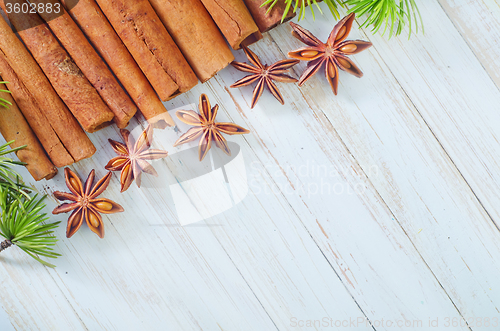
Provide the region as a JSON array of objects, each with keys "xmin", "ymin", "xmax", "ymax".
[
  {"xmin": 174, "ymin": 94, "xmax": 250, "ymax": 161},
  {"xmin": 52, "ymin": 168, "xmax": 123, "ymax": 239},
  {"xmin": 106, "ymin": 125, "xmax": 168, "ymax": 192},
  {"xmin": 230, "ymin": 46, "xmax": 299, "ymax": 109},
  {"xmin": 288, "ymin": 13, "xmax": 372, "ymax": 95}
]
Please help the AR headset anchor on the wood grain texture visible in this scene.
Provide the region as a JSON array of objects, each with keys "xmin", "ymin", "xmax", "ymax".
[
  {"xmin": 352, "ymin": 0, "xmax": 500, "ymax": 324},
  {"xmin": 1, "ymin": 1, "xmax": 500, "ymax": 330},
  {"xmin": 436, "ymin": 0, "xmax": 500, "ymax": 221}
]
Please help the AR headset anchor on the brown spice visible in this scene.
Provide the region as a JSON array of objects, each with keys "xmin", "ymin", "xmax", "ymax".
[
  {"xmin": 95, "ymin": 0, "xmax": 198, "ymax": 102},
  {"xmin": 30, "ymin": 0, "xmax": 138, "ymax": 129},
  {"xmin": 52, "ymin": 168, "xmax": 124, "ymax": 239},
  {"xmin": 60, "ymin": 0, "xmax": 171, "ymax": 126},
  {"xmin": 1, "ymin": 0, "xmax": 115, "ymax": 133},
  {"xmin": 105, "ymin": 125, "xmax": 169, "ymax": 192},
  {"xmin": 288, "ymin": 13, "xmax": 373, "ymax": 95},
  {"xmin": 200, "ymin": 0, "xmax": 262, "ymax": 49},
  {"xmin": 174, "ymin": 94, "xmax": 250, "ymax": 161},
  {"xmin": 0, "ymin": 13, "xmax": 95, "ymax": 166},
  {"xmin": 148, "ymin": 0, "xmax": 235, "ymax": 83},
  {"xmin": 0, "ymin": 79, "xmax": 57, "ymax": 180},
  {"xmin": 230, "ymin": 46, "xmax": 299, "ymax": 108},
  {"xmin": 243, "ymin": 0, "xmax": 295, "ymax": 33}
]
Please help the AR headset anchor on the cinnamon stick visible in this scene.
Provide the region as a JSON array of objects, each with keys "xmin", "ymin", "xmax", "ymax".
[
  {"xmin": 29, "ymin": 0, "xmax": 137, "ymax": 129},
  {"xmin": 0, "ymin": 80, "xmax": 57, "ymax": 181},
  {"xmin": 0, "ymin": 14, "xmax": 95, "ymax": 167},
  {"xmin": 243, "ymin": 0, "xmax": 295, "ymax": 33},
  {"xmin": 94, "ymin": 0, "xmax": 198, "ymax": 102},
  {"xmin": 148, "ymin": 0, "xmax": 235, "ymax": 83},
  {"xmin": 1, "ymin": 0, "xmax": 115, "ymax": 133},
  {"xmin": 200, "ymin": 0, "xmax": 262, "ymax": 49},
  {"xmin": 0, "ymin": 54, "xmax": 73, "ymax": 168},
  {"xmin": 60, "ymin": 0, "xmax": 174, "ymax": 127}
]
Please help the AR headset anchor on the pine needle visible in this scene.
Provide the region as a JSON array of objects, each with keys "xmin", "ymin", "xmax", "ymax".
[
  {"xmin": 345, "ymin": 0, "xmax": 423, "ymax": 38},
  {"xmin": 258, "ymin": 0, "xmax": 422, "ymax": 38},
  {"xmin": 0, "ymin": 142, "xmax": 61, "ymax": 267},
  {"xmin": 0, "ymin": 79, "xmax": 12, "ymax": 108}
]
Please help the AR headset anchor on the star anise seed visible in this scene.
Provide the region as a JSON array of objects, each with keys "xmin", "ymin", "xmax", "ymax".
[
  {"xmin": 52, "ymin": 168, "xmax": 124, "ymax": 239},
  {"xmin": 230, "ymin": 46, "xmax": 299, "ymax": 108},
  {"xmin": 105, "ymin": 125, "xmax": 169, "ymax": 192},
  {"xmin": 288, "ymin": 13, "xmax": 372, "ymax": 95},
  {"xmin": 173, "ymin": 94, "xmax": 250, "ymax": 161}
]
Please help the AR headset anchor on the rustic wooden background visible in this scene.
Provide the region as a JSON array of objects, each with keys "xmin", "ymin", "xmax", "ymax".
[{"xmin": 1, "ymin": 0, "xmax": 500, "ymax": 330}]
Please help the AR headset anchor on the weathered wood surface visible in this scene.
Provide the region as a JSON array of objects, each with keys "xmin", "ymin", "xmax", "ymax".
[{"xmin": 1, "ymin": 1, "xmax": 499, "ymax": 330}]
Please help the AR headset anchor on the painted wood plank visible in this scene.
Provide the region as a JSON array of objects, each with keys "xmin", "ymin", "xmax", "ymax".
[
  {"xmin": 0, "ymin": 131, "xmax": 279, "ymax": 330},
  {"xmin": 212, "ymin": 29, "xmax": 470, "ymax": 330},
  {"xmin": 1, "ymin": 115, "xmax": 372, "ymax": 329},
  {"xmin": 26, "ymin": 129, "xmax": 281, "ymax": 331},
  {"xmin": 267, "ymin": 0, "xmax": 500, "ymax": 327},
  {"xmin": 365, "ymin": 0, "xmax": 500, "ymax": 320},
  {"xmin": 438, "ymin": 0, "xmax": 500, "ymax": 88},
  {"xmin": 0, "ymin": 303, "xmax": 14, "ymax": 331},
  {"xmin": 1, "ymin": 0, "xmax": 499, "ymax": 329},
  {"xmin": 0, "ymin": 246, "xmax": 87, "ymax": 329},
  {"xmin": 110, "ymin": 94, "xmax": 375, "ymax": 330},
  {"xmin": 436, "ymin": 0, "xmax": 500, "ymax": 223},
  {"xmin": 132, "ymin": 76, "xmax": 469, "ymax": 330}
]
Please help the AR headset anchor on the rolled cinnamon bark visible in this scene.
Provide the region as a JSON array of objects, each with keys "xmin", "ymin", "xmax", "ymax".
[
  {"xmin": 0, "ymin": 80, "xmax": 57, "ymax": 181},
  {"xmin": 200, "ymin": 0, "xmax": 262, "ymax": 49},
  {"xmin": 0, "ymin": 54, "xmax": 73, "ymax": 168},
  {"xmin": 0, "ymin": 14, "xmax": 95, "ymax": 167},
  {"xmin": 29, "ymin": 0, "xmax": 137, "ymax": 129},
  {"xmin": 60, "ymin": 0, "xmax": 174, "ymax": 127},
  {"xmin": 148, "ymin": 0, "xmax": 235, "ymax": 83},
  {"xmin": 243, "ymin": 0, "xmax": 295, "ymax": 33},
  {"xmin": 1, "ymin": 0, "xmax": 114, "ymax": 133},
  {"xmin": 94, "ymin": 0, "xmax": 198, "ymax": 102}
]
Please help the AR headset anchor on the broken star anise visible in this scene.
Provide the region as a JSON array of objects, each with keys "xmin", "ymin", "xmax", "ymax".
[
  {"xmin": 52, "ymin": 168, "xmax": 124, "ymax": 239},
  {"xmin": 105, "ymin": 125, "xmax": 169, "ymax": 192},
  {"xmin": 230, "ymin": 46, "xmax": 299, "ymax": 108},
  {"xmin": 288, "ymin": 13, "xmax": 372, "ymax": 95},
  {"xmin": 174, "ymin": 94, "xmax": 250, "ymax": 161}
]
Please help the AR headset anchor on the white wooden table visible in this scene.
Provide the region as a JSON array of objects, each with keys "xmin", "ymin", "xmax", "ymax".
[{"xmin": 1, "ymin": 1, "xmax": 500, "ymax": 330}]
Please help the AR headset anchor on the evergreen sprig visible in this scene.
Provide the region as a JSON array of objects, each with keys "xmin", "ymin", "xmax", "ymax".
[
  {"xmin": 0, "ymin": 189, "xmax": 61, "ymax": 267},
  {"xmin": 346, "ymin": 0, "xmax": 422, "ymax": 38},
  {"xmin": 0, "ymin": 141, "xmax": 30, "ymax": 198},
  {"xmin": 261, "ymin": 0, "xmax": 422, "ymax": 38},
  {"xmin": 0, "ymin": 142, "xmax": 61, "ymax": 267},
  {"xmin": 0, "ymin": 79, "xmax": 12, "ymax": 108},
  {"xmin": 262, "ymin": 0, "xmax": 340, "ymax": 21}
]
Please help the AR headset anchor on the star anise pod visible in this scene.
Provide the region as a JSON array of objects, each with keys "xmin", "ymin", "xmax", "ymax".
[
  {"xmin": 52, "ymin": 168, "xmax": 124, "ymax": 239},
  {"xmin": 288, "ymin": 13, "xmax": 372, "ymax": 95},
  {"xmin": 173, "ymin": 94, "xmax": 250, "ymax": 161},
  {"xmin": 105, "ymin": 125, "xmax": 169, "ymax": 192},
  {"xmin": 230, "ymin": 46, "xmax": 299, "ymax": 108}
]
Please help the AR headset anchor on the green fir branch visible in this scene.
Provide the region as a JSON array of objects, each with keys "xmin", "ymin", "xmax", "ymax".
[
  {"xmin": 261, "ymin": 0, "xmax": 340, "ymax": 21},
  {"xmin": 345, "ymin": 0, "xmax": 423, "ymax": 38},
  {"xmin": 0, "ymin": 141, "xmax": 30, "ymax": 198},
  {"xmin": 0, "ymin": 141, "xmax": 61, "ymax": 267},
  {"xmin": 259, "ymin": 0, "xmax": 423, "ymax": 38},
  {"xmin": 0, "ymin": 79, "xmax": 12, "ymax": 108},
  {"xmin": 0, "ymin": 189, "xmax": 61, "ymax": 267}
]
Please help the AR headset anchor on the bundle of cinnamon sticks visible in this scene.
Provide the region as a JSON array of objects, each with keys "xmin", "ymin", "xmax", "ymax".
[{"xmin": 0, "ymin": 0, "xmax": 294, "ymax": 181}]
